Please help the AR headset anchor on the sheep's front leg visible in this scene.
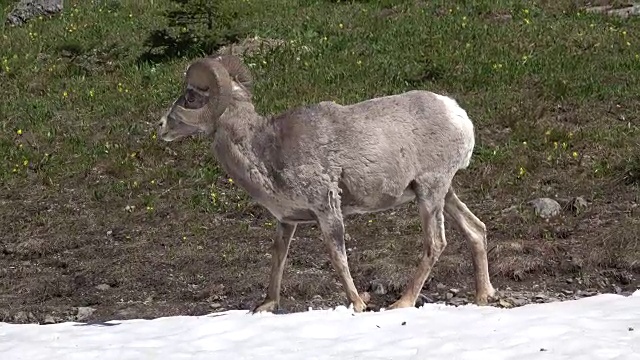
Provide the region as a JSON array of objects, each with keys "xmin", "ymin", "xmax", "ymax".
[
  {"xmin": 253, "ymin": 222, "xmax": 297, "ymax": 313},
  {"xmin": 317, "ymin": 213, "xmax": 367, "ymax": 313}
]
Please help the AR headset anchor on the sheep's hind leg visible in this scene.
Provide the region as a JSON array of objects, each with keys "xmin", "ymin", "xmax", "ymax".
[
  {"xmin": 444, "ymin": 188, "xmax": 495, "ymax": 305},
  {"xmin": 252, "ymin": 222, "xmax": 297, "ymax": 313},
  {"xmin": 316, "ymin": 211, "xmax": 367, "ymax": 313},
  {"xmin": 388, "ymin": 197, "xmax": 447, "ymax": 310}
]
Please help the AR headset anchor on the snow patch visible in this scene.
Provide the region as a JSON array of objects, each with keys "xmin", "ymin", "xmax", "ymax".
[{"xmin": 1, "ymin": 293, "xmax": 639, "ymax": 359}]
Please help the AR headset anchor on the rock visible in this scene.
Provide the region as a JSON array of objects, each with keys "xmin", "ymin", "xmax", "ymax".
[
  {"xmin": 6, "ymin": 0, "xmax": 63, "ymax": 26},
  {"xmin": 13, "ymin": 311, "xmax": 29, "ymax": 323},
  {"xmin": 373, "ymin": 283, "xmax": 386, "ymax": 295},
  {"xmin": 448, "ymin": 288, "xmax": 460, "ymax": 296},
  {"xmin": 43, "ymin": 315, "xmax": 56, "ymax": 324},
  {"xmin": 210, "ymin": 302, "xmax": 222, "ymax": 309},
  {"xmin": 614, "ymin": 285, "xmax": 623, "ymax": 294},
  {"xmin": 561, "ymin": 289, "xmax": 574, "ymax": 295},
  {"xmin": 488, "ymin": 13, "xmax": 513, "ymax": 23},
  {"xmin": 616, "ymin": 272, "xmax": 634, "ymax": 285},
  {"xmin": 498, "ymin": 299, "xmax": 513, "ymax": 308},
  {"xmin": 435, "ymin": 282, "xmax": 447, "ymax": 291},
  {"xmin": 585, "ymin": 4, "xmax": 640, "ymax": 19},
  {"xmin": 448, "ymin": 297, "xmax": 468, "ymax": 306},
  {"xmin": 570, "ymin": 197, "xmax": 588, "ymax": 214},
  {"xmin": 417, "ymin": 294, "xmax": 435, "ymax": 305},
  {"xmin": 95, "ymin": 284, "xmax": 111, "ymax": 291},
  {"xmin": 445, "ymin": 292, "xmax": 454, "ymax": 300},
  {"xmin": 76, "ymin": 307, "xmax": 96, "ymax": 321},
  {"xmin": 360, "ymin": 292, "xmax": 371, "ymax": 303},
  {"xmin": 116, "ymin": 308, "xmax": 136, "ymax": 318},
  {"xmin": 529, "ymin": 198, "xmax": 561, "ymax": 219},
  {"xmin": 501, "ymin": 205, "xmax": 518, "ymax": 214},
  {"xmin": 583, "ymin": 290, "xmax": 598, "ymax": 297},
  {"xmin": 534, "ymin": 293, "xmax": 548, "ymax": 301},
  {"xmin": 512, "ymin": 298, "xmax": 528, "ymax": 307},
  {"xmin": 216, "ymin": 36, "xmax": 286, "ymax": 58}
]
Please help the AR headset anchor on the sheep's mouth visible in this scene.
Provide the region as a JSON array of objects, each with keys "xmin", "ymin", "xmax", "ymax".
[
  {"xmin": 158, "ymin": 131, "xmax": 179, "ymax": 142},
  {"xmin": 158, "ymin": 116, "xmax": 201, "ymax": 142}
]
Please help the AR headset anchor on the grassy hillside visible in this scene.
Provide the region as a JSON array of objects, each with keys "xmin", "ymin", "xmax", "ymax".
[{"xmin": 1, "ymin": 0, "xmax": 638, "ymax": 323}]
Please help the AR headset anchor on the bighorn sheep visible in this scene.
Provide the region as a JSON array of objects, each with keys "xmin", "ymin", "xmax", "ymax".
[{"xmin": 158, "ymin": 54, "xmax": 496, "ymax": 313}]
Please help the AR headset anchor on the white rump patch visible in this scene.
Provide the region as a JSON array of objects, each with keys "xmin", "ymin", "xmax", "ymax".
[{"xmin": 433, "ymin": 93, "xmax": 475, "ymax": 168}]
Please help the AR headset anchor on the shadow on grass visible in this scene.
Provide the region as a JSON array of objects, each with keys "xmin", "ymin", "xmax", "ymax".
[
  {"xmin": 136, "ymin": 0, "xmax": 245, "ymax": 65},
  {"xmin": 136, "ymin": 28, "xmax": 244, "ymax": 65}
]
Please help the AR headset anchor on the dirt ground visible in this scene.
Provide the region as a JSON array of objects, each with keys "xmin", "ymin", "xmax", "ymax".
[{"xmin": 1, "ymin": 167, "xmax": 638, "ymax": 324}]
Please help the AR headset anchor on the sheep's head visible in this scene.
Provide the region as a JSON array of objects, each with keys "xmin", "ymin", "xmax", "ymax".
[{"xmin": 157, "ymin": 55, "xmax": 252, "ymax": 141}]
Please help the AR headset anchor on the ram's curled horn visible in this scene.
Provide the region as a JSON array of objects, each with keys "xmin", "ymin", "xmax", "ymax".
[
  {"xmin": 212, "ymin": 54, "xmax": 254, "ymax": 95},
  {"xmin": 174, "ymin": 57, "xmax": 233, "ymax": 126}
]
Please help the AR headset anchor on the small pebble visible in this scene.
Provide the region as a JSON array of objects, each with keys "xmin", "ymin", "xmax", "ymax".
[
  {"xmin": 373, "ymin": 283, "xmax": 386, "ymax": 295},
  {"xmin": 95, "ymin": 284, "xmax": 111, "ymax": 291}
]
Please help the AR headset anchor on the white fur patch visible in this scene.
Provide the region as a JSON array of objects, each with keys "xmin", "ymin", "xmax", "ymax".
[
  {"xmin": 231, "ymin": 82, "xmax": 245, "ymax": 94},
  {"xmin": 186, "ymin": 84, "xmax": 210, "ymax": 97},
  {"xmin": 159, "ymin": 114, "xmax": 167, "ymax": 128},
  {"xmin": 433, "ymin": 94, "xmax": 475, "ymax": 168}
]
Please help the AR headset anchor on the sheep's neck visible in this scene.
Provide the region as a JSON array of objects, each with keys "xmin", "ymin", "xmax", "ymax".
[{"xmin": 212, "ymin": 103, "xmax": 275, "ymax": 201}]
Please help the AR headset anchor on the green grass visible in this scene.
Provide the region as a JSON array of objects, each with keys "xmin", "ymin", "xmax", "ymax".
[
  {"xmin": 2, "ymin": 1, "xmax": 638, "ymax": 196},
  {"xmin": 1, "ymin": 0, "xmax": 639, "ymax": 322}
]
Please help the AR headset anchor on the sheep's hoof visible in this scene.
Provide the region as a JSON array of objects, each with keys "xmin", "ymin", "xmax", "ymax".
[
  {"xmin": 349, "ymin": 292, "xmax": 370, "ymax": 313},
  {"xmin": 352, "ymin": 301, "xmax": 367, "ymax": 313},
  {"xmin": 386, "ymin": 299, "xmax": 414, "ymax": 310},
  {"xmin": 252, "ymin": 300, "xmax": 278, "ymax": 314},
  {"xmin": 475, "ymin": 285, "xmax": 497, "ymax": 306}
]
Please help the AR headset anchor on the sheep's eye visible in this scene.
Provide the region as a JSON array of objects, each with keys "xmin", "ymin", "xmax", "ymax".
[{"xmin": 186, "ymin": 92, "xmax": 196, "ymax": 103}]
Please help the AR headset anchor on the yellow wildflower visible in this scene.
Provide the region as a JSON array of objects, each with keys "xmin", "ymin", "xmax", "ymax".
[{"xmin": 518, "ymin": 167, "xmax": 526, "ymax": 177}]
